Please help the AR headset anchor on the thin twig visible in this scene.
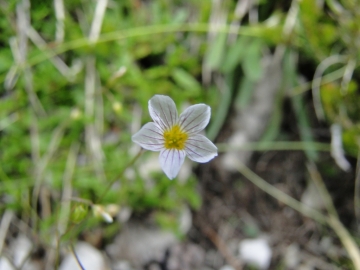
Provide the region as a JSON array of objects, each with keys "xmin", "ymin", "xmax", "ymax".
[
  {"xmin": 70, "ymin": 244, "xmax": 85, "ymax": 270},
  {"xmin": 199, "ymin": 219, "xmax": 243, "ymax": 270}
]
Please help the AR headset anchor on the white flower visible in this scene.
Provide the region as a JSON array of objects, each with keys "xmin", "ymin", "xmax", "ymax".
[{"xmin": 132, "ymin": 95, "xmax": 218, "ymax": 179}]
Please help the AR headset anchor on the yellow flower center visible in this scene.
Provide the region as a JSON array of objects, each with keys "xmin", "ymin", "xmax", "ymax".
[{"xmin": 163, "ymin": 125, "xmax": 188, "ymax": 150}]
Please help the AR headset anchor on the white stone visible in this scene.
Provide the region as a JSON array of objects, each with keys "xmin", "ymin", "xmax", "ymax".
[
  {"xmin": 112, "ymin": 260, "xmax": 133, "ymax": 270},
  {"xmin": 139, "ymin": 153, "xmax": 162, "ymax": 180},
  {"xmin": 178, "ymin": 205, "xmax": 192, "ymax": 235},
  {"xmin": 12, "ymin": 234, "xmax": 32, "ymax": 267},
  {"xmin": 239, "ymin": 238, "xmax": 272, "ymax": 269},
  {"xmin": 301, "ymin": 181, "xmax": 325, "ymax": 211},
  {"xmin": 284, "ymin": 243, "xmax": 300, "ymax": 269},
  {"xmin": 106, "ymin": 222, "xmax": 177, "ymax": 267},
  {"xmin": 2, "ymin": 234, "xmax": 39, "ymax": 270},
  {"xmin": 59, "ymin": 242, "xmax": 108, "ymax": 270},
  {"xmin": 219, "ymin": 265, "xmax": 235, "ymax": 270},
  {"xmin": 0, "ymin": 257, "xmax": 15, "ymax": 270}
]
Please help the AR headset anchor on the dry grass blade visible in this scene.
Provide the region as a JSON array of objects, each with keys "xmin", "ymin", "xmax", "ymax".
[
  {"xmin": 45, "ymin": 143, "xmax": 80, "ymax": 269},
  {"xmin": 31, "ymin": 121, "xmax": 67, "ymax": 229},
  {"xmin": 54, "ymin": 0, "xmax": 65, "ymax": 42},
  {"xmin": 307, "ymin": 163, "xmax": 360, "ymax": 269},
  {"xmin": 341, "ymin": 58, "xmax": 356, "ymax": 94},
  {"xmin": 238, "ymin": 161, "xmax": 360, "ymax": 269},
  {"xmin": 59, "ymin": 143, "xmax": 80, "ymax": 234},
  {"xmin": 85, "ymin": 57, "xmax": 106, "ymax": 183},
  {"xmin": 290, "ymin": 66, "xmax": 347, "ymax": 96},
  {"xmin": 84, "ymin": 0, "xmax": 108, "ymax": 183},
  {"xmin": 89, "ymin": 0, "xmax": 108, "ymax": 42},
  {"xmin": 27, "ymin": 26, "xmax": 72, "ymax": 79},
  {"xmin": 0, "ymin": 210, "xmax": 14, "ymax": 255},
  {"xmin": 237, "ymin": 162, "xmax": 327, "ymax": 224},
  {"xmin": 16, "ymin": 0, "xmax": 46, "ymax": 117},
  {"xmin": 311, "ymin": 55, "xmax": 347, "ymax": 120},
  {"xmin": 307, "ymin": 163, "xmax": 338, "ymax": 218}
]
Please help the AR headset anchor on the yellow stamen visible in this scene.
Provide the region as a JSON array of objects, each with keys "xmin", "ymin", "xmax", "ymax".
[{"xmin": 163, "ymin": 125, "xmax": 188, "ymax": 150}]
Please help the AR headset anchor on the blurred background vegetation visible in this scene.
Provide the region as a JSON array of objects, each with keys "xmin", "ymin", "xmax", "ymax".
[{"xmin": 1, "ymin": 0, "xmax": 360, "ymax": 269}]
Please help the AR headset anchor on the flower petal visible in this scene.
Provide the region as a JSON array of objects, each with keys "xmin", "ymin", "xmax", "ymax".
[
  {"xmin": 185, "ymin": 134, "xmax": 218, "ymax": 163},
  {"xmin": 159, "ymin": 149, "xmax": 186, "ymax": 180},
  {"xmin": 132, "ymin": 122, "xmax": 164, "ymax": 151},
  {"xmin": 178, "ymin": 104, "xmax": 210, "ymax": 134},
  {"xmin": 149, "ymin": 95, "xmax": 178, "ymax": 131}
]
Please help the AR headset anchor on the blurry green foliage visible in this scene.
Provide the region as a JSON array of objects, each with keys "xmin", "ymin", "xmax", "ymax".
[
  {"xmin": 0, "ymin": 0, "xmax": 215, "ymax": 241},
  {"xmin": 0, "ymin": 1, "xmax": 360, "ymax": 263},
  {"xmin": 321, "ymin": 79, "xmax": 360, "ymax": 157},
  {"xmin": 71, "ymin": 204, "xmax": 89, "ymax": 224},
  {"xmin": 299, "ymin": 0, "xmax": 339, "ymax": 59},
  {"xmin": 296, "ymin": 0, "xmax": 360, "ymax": 158}
]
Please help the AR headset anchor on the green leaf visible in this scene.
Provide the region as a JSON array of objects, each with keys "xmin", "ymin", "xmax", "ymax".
[
  {"xmin": 0, "ymin": 48, "xmax": 12, "ymax": 73},
  {"xmin": 171, "ymin": 68, "xmax": 201, "ymax": 92},
  {"xmin": 235, "ymin": 77, "xmax": 255, "ymax": 110},
  {"xmin": 222, "ymin": 36, "xmax": 250, "ymax": 73},
  {"xmin": 285, "ymin": 49, "xmax": 318, "ymax": 161},
  {"xmin": 242, "ymin": 39, "xmax": 263, "ymax": 81},
  {"xmin": 207, "ymin": 75, "xmax": 233, "ymax": 141},
  {"xmin": 171, "ymin": 9, "xmax": 189, "ymax": 24},
  {"xmin": 205, "ymin": 32, "xmax": 227, "ymax": 70}
]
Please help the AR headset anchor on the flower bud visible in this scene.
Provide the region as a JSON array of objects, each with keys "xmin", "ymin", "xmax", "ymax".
[
  {"xmin": 70, "ymin": 108, "xmax": 82, "ymax": 120},
  {"xmin": 70, "ymin": 204, "xmax": 88, "ymax": 224},
  {"xmin": 92, "ymin": 204, "xmax": 113, "ymax": 223},
  {"xmin": 112, "ymin": 102, "xmax": 122, "ymax": 114}
]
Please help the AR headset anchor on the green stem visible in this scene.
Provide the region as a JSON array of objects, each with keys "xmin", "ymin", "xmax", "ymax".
[
  {"xmin": 96, "ymin": 149, "xmax": 143, "ymax": 203},
  {"xmin": 237, "ymin": 162, "xmax": 328, "ymax": 224},
  {"xmin": 217, "ymin": 141, "xmax": 330, "ymax": 153},
  {"xmin": 18, "ymin": 23, "xmax": 277, "ymax": 71}
]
